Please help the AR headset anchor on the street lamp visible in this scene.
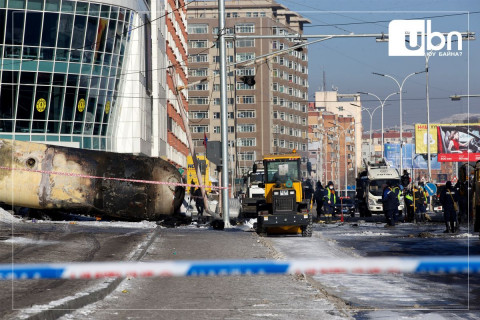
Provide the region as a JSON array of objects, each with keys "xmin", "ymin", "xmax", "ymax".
[
  {"xmin": 372, "ymin": 71, "xmax": 424, "ymax": 175},
  {"xmin": 358, "ymin": 91, "xmax": 399, "ymax": 158},
  {"xmin": 352, "ymin": 103, "xmax": 382, "ymax": 161},
  {"xmin": 450, "ymin": 94, "xmax": 480, "ymax": 100}
]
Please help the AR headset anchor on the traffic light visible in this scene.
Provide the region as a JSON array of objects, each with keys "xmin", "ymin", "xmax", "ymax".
[
  {"xmin": 307, "ymin": 161, "xmax": 312, "ymax": 174},
  {"xmin": 240, "ymin": 76, "xmax": 255, "ymax": 86}
]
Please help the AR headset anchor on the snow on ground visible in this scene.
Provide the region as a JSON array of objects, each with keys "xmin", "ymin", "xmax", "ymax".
[
  {"xmin": 0, "ymin": 208, "xmax": 23, "ymax": 223},
  {"xmin": 268, "ymin": 222, "xmax": 475, "ymax": 318}
]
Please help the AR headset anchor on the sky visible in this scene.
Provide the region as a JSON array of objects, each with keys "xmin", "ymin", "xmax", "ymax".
[{"xmin": 273, "ymin": 0, "xmax": 480, "ymax": 131}]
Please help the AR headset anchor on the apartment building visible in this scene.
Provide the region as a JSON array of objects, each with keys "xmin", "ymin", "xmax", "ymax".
[{"xmin": 187, "ymin": 0, "xmax": 310, "ymax": 177}]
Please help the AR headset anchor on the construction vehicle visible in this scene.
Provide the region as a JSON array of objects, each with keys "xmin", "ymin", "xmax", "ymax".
[
  {"xmin": 186, "ymin": 155, "xmax": 213, "ymax": 193},
  {"xmin": 356, "ymin": 159, "xmax": 404, "ymax": 217},
  {"xmin": 255, "ymin": 152, "xmax": 312, "ymax": 237},
  {"xmin": 240, "ymin": 162, "xmax": 265, "ymax": 218}
]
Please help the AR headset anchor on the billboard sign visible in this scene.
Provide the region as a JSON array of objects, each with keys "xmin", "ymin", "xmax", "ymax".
[
  {"xmin": 384, "ymin": 143, "xmax": 441, "ymax": 169},
  {"xmin": 415, "ymin": 124, "xmax": 438, "ymax": 154},
  {"xmin": 436, "ymin": 124, "xmax": 480, "ymax": 162}
]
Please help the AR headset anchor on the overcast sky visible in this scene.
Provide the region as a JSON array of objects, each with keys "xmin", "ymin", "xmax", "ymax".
[{"xmin": 274, "ymin": 0, "xmax": 479, "ymax": 130}]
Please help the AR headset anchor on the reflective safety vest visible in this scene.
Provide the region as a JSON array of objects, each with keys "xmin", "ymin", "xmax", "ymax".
[
  {"xmin": 392, "ymin": 186, "xmax": 401, "ymax": 202},
  {"xmin": 324, "ymin": 188, "xmax": 337, "ymax": 205}
]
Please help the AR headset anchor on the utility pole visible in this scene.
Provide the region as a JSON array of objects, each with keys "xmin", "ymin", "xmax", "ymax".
[{"xmin": 218, "ymin": 0, "xmax": 231, "ymax": 228}]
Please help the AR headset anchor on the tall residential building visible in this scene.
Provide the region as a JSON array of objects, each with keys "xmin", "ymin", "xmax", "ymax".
[
  {"xmin": 187, "ymin": 0, "xmax": 310, "ymax": 178},
  {"xmin": 0, "ymin": 0, "xmax": 188, "ymax": 168}
]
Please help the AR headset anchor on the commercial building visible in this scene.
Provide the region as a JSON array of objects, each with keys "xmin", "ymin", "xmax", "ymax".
[
  {"xmin": 187, "ymin": 0, "xmax": 310, "ymax": 178},
  {"xmin": 0, "ymin": 0, "xmax": 188, "ymax": 167}
]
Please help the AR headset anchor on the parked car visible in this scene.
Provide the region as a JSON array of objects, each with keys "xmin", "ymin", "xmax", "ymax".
[{"xmin": 335, "ymin": 197, "xmax": 356, "ymax": 217}]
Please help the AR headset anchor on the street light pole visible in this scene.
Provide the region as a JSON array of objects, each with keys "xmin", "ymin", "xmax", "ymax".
[
  {"xmin": 358, "ymin": 91, "xmax": 399, "ymax": 160},
  {"xmin": 372, "ymin": 71, "xmax": 424, "ymax": 174},
  {"xmin": 356, "ymin": 104, "xmax": 382, "ymax": 161}
]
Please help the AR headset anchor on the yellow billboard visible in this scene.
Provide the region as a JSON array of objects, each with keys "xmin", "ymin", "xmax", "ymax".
[{"xmin": 415, "ymin": 124, "xmax": 438, "ymax": 154}]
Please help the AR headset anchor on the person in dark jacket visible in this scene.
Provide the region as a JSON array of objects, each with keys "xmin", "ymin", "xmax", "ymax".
[
  {"xmin": 193, "ymin": 187, "xmax": 205, "ymax": 217},
  {"xmin": 439, "ymin": 181, "xmax": 459, "ymax": 233},
  {"xmin": 323, "ymin": 181, "xmax": 337, "ymax": 223},
  {"xmin": 303, "ymin": 179, "xmax": 314, "ymax": 207},
  {"xmin": 313, "ymin": 181, "xmax": 324, "ymax": 219},
  {"xmin": 382, "ymin": 181, "xmax": 400, "ymax": 227}
]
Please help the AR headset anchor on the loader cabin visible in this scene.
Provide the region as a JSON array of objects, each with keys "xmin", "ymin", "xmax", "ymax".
[{"xmin": 262, "ymin": 153, "xmax": 303, "ymax": 205}]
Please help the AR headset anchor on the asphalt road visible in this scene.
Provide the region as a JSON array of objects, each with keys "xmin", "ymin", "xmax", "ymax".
[{"xmin": 0, "ymin": 219, "xmax": 155, "ymax": 319}]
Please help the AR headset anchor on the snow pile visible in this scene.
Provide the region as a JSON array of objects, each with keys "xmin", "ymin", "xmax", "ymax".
[
  {"xmin": 341, "ymin": 230, "xmax": 393, "ymax": 237},
  {"xmin": 0, "ymin": 208, "xmax": 23, "ymax": 223}
]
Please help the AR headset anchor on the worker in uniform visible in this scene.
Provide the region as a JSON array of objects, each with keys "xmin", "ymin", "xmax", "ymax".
[
  {"xmin": 440, "ymin": 181, "xmax": 459, "ymax": 233},
  {"xmin": 413, "ymin": 185, "xmax": 426, "ymax": 223},
  {"xmin": 323, "ymin": 181, "xmax": 337, "ymax": 223},
  {"xmin": 404, "ymin": 188, "xmax": 414, "ymax": 222},
  {"xmin": 313, "ymin": 181, "xmax": 324, "ymax": 220},
  {"xmin": 391, "ymin": 183, "xmax": 402, "ymax": 223},
  {"xmin": 382, "ymin": 181, "xmax": 400, "ymax": 227}
]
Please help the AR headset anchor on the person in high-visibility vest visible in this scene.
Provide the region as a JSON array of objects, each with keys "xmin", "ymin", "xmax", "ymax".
[
  {"xmin": 391, "ymin": 184, "xmax": 402, "ymax": 223},
  {"xmin": 323, "ymin": 181, "xmax": 337, "ymax": 223},
  {"xmin": 404, "ymin": 189, "xmax": 414, "ymax": 222}
]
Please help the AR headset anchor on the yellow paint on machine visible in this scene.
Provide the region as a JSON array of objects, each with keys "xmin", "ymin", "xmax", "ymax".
[{"xmin": 265, "ymin": 226, "xmax": 302, "ymax": 235}]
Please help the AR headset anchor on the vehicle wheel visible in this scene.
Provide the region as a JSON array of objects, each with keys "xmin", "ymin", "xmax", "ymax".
[
  {"xmin": 256, "ymin": 218, "xmax": 267, "ymax": 236},
  {"xmin": 301, "ymin": 214, "xmax": 313, "ymax": 237}
]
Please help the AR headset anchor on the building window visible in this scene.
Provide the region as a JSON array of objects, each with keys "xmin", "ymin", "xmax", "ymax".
[
  {"xmin": 213, "ymin": 98, "xmax": 234, "ymax": 105},
  {"xmin": 191, "ymin": 83, "xmax": 208, "ymax": 91},
  {"xmin": 237, "ymin": 124, "xmax": 256, "ymax": 133},
  {"xmin": 212, "ymin": 27, "xmax": 234, "ymax": 34},
  {"xmin": 189, "ymin": 97, "xmax": 209, "ymax": 105},
  {"xmin": 236, "ymin": 67, "xmax": 255, "ymax": 76},
  {"xmin": 191, "ymin": 125, "xmax": 209, "ymax": 133},
  {"xmin": 238, "ymin": 152, "xmax": 255, "ymax": 161},
  {"xmin": 236, "ymin": 96, "xmax": 255, "ymax": 104},
  {"xmin": 188, "ymin": 40, "xmax": 208, "ymax": 48},
  {"xmin": 213, "ymin": 112, "xmax": 234, "ymax": 119},
  {"xmin": 188, "ymin": 68, "xmax": 208, "ymax": 77},
  {"xmin": 236, "ymin": 52, "xmax": 255, "ymax": 63},
  {"xmin": 189, "ymin": 111, "xmax": 209, "ymax": 119},
  {"xmin": 235, "ymin": 23, "xmax": 254, "ymax": 33},
  {"xmin": 237, "ymin": 110, "xmax": 255, "ymax": 118},
  {"xmin": 188, "ymin": 24, "xmax": 208, "ymax": 34},
  {"xmin": 213, "ymin": 40, "xmax": 234, "ymax": 48},
  {"xmin": 236, "ymin": 81, "xmax": 255, "ymax": 90},
  {"xmin": 237, "ymin": 138, "xmax": 256, "ymax": 147},
  {"xmin": 188, "ymin": 54, "xmax": 208, "ymax": 63},
  {"xmin": 236, "ymin": 39, "xmax": 255, "ymax": 47}
]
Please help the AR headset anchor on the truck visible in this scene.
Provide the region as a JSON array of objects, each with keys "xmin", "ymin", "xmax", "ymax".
[
  {"xmin": 356, "ymin": 159, "xmax": 404, "ymax": 217},
  {"xmin": 255, "ymin": 152, "xmax": 312, "ymax": 237},
  {"xmin": 240, "ymin": 164, "xmax": 265, "ymax": 218}
]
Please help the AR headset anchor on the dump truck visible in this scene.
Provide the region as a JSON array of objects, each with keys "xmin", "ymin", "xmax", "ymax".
[
  {"xmin": 255, "ymin": 153, "xmax": 312, "ymax": 237},
  {"xmin": 356, "ymin": 159, "xmax": 404, "ymax": 217}
]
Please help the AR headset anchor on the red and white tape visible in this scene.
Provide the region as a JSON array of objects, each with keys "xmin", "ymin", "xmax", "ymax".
[{"xmin": 0, "ymin": 166, "xmax": 228, "ymax": 190}]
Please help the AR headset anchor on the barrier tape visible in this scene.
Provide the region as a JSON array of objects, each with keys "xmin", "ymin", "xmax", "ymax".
[
  {"xmin": 1, "ymin": 257, "xmax": 479, "ymax": 280},
  {"xmin": 0, "ymin": 166, "xmax": 228, "ymax": 190}
]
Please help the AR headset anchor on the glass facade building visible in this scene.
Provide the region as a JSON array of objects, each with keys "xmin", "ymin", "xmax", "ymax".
[{"xmin": 0, "ymin": 0, "xmax": 134, "ymax": 150}]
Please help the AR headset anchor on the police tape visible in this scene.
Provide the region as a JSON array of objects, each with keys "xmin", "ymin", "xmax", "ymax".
[
  {"xmin": 1, "ymin": 256, "xmax": 479, "ymax": 280},
  {"xmin": 0, "ymin": 165, "xmax": 228, "ymax": 190}
]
